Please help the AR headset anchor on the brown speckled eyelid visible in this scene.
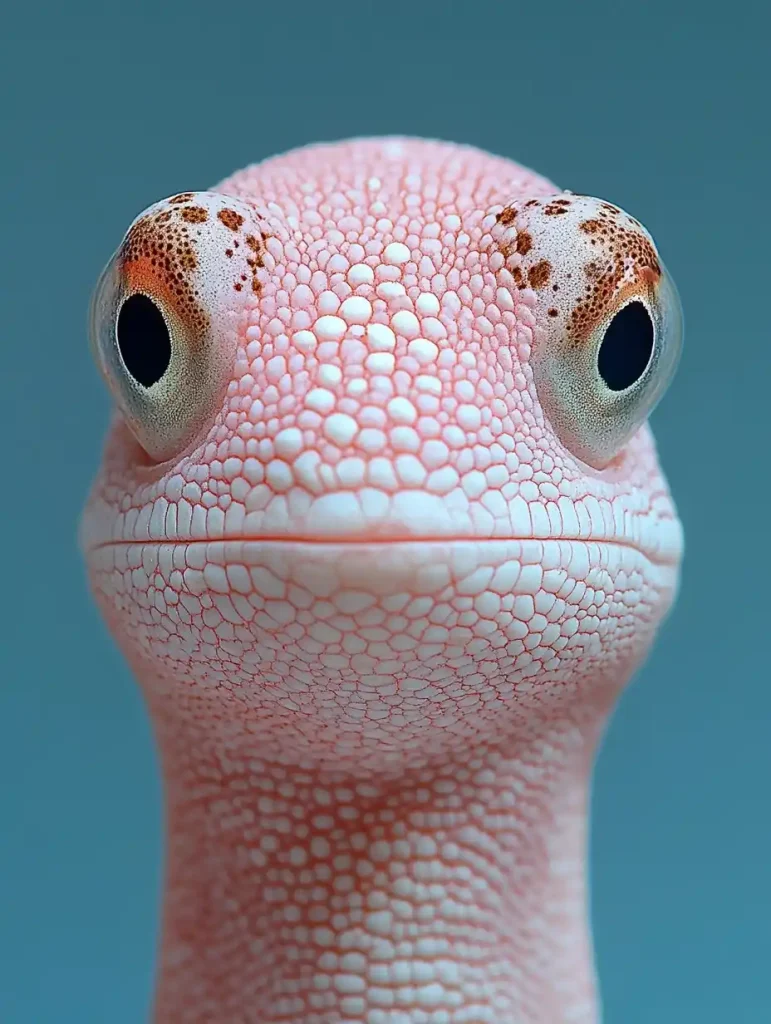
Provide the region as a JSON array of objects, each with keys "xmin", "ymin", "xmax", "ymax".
[
  {"xmin": 120, "ymin": 205, "xmax": 210, "ymax": 336},
  {"xmin": 91, "ymin": 191, "xmax": 273, "ymax": 462},
  {"xmin": 483, "ymin": 192, "xmax": 681, "ymax": 468},
  {"xmin": 490, "ymin": 194, "xmax": 662, "ymax": 346},
  {"xmin": 118, "ymin": 192, "xmax": 269, "ymax": 340}
]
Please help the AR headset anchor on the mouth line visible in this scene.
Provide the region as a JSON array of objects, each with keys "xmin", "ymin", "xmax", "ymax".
[{"xmin": 86, "ymin": 533, "xmax": 679, "ymax": 568}]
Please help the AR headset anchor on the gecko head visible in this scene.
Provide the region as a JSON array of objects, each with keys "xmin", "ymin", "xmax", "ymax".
[{"xmin": 82, "ymin": 140, "xmax": 684, "ymax": 769}]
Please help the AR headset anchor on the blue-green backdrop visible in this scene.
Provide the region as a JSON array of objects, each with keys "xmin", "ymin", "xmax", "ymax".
[{"xmin": 2, "ymin": 2, "xmax": 768, "ymax": 1021}]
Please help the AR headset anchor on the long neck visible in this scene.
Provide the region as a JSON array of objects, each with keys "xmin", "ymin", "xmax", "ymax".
[{"xmin": 150, "ymin": 711, "xmax": 602, "ymax": 1024}]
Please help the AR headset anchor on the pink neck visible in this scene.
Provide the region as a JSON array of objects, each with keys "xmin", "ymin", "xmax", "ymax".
[{"xmin": 149, "ymin": 694, "xmax": 605, "ymax": 1024}]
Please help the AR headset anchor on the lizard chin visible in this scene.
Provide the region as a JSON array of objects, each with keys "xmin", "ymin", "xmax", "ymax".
[{"xmin": 89, "ymin": 532, "xmax": 675, "ymax": 771}]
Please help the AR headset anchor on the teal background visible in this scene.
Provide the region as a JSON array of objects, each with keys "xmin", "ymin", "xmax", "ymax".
[{"xmin": 1, "ymin": 2, "xmax": 768, "ymax": 1021}]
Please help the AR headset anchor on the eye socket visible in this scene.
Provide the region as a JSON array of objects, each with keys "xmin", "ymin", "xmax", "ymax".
[
  {"xmin": 89, "ymin": 191, "xmax": 267, "ymax": 462},
  {"xmin": 492, "ymin": 193, "xmax": 683, "ymax": 468},
  {"xmin": 116, "ymin": 294, "xmax": 172, "ymax": 388}
]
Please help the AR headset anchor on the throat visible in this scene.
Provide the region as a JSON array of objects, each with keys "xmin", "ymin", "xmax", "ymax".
[{"xmin": 152, "ymin": 722, "xmax": 600, "ymax": 1024}]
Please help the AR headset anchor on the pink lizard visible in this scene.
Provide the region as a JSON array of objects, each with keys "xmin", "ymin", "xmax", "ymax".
[{"xmin": 81, "ymin": 137, "xmax": 683, "ymax": 1024}]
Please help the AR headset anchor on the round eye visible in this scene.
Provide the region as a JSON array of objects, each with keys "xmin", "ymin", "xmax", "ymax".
[
  {"xmin": 116, "ymin": 294, "xmax": 172, "ymax": 388},
  {"xmin": 596, "ymin": 300, "xmax": 654, "ymax": 392},
  {"xmin": 493, "ymin": 194, "xmax": 683, "ymax": 468},
  {"xmin": 90, "ymin": 191, "xmax": 267, "ymax": 462}
]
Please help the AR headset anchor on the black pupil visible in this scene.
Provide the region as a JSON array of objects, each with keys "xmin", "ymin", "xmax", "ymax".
[
  {"xmin": 116, "ymin": 294, "xmax": 172, "ymax": 387},
  {"xmin": 597, "ymin": 301, "xmax": 654, "ymax": 392}
]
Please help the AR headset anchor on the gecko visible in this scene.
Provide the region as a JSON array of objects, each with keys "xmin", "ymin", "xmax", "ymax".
[{"xmin": 81, "ymin": 137, "xmax": 683, "ymax": 1024}]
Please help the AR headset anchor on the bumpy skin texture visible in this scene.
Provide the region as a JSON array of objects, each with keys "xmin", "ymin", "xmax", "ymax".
[{"xmin": 82, "ymin": 138, "xmax": 683, "ymax": 1024}]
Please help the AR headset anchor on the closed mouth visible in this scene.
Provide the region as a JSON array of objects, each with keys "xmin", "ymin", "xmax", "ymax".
[{"xmin": 86, "ymin": 532, "xmax": 682, "ymax": 569}]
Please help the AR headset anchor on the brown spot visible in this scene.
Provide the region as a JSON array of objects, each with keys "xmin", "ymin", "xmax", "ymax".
[
  {"xmin": 497, "ymin": 227, "xmax": 533, "ymax": 263},
  {"xmin": 245, "ymin": 233, "xmax": 266, "ymax": 269},
  {"xmin": 580, "ymin": 219, "xmax": 602, "ymax": 235},
  {"xmin": 218, "ymin": 208, "xmax": 245, "ymax": 231},
  {"xmin": 548, "ymin": 308, "xmax": 559, "ymax": 317},
  {"xmin": 225, "ymin": 248, "xmax": 234, "ymax": 258},
  {"xmin": 516, "ymin": 230, "xmax": 533, "ymax": 256},
  {"xmin": 496, "ymin": 205, "xmax": 518, "ymax": 226},
  {"xmin": 512, "ymin": 266, "xmax": 525, "ymax": 287},
  {"xmin": 181, "ymin": 206, "xmax": 208, "ymax": 223},
  {"xmin": 528, "ymin": 260, "xmax": 552, "ymax": 289},
  {"xmin": 544, "ymin": 203, "xmax": 569, "ymax": 216},
  {"xmin": 234, "ymin": 283, "xmax": 243, "ymax": 291},
  {"xmin": 168, "ymin": 193, "xmax": 196, "ymax": 205}
]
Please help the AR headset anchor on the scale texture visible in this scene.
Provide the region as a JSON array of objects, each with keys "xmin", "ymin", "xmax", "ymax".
[{"xmin": 82, "ymin": 137, "xmax": 683, "ymax": 1024}]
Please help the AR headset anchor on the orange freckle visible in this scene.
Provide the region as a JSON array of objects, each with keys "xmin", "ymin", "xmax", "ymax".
[
  {"xmin": 181, "ymin": 206, "xmax": 208, "ymax": 223},
  {"xmin": 218, "ymin": 208, "xmax": 245, "ymax": 231},
  {"xmin": 528, "ymin": 260, "xmax": 551, "ymax": 289},
  {"xmin": 516, "ymin": 230, "xmax": 533, "ymax": 255}
]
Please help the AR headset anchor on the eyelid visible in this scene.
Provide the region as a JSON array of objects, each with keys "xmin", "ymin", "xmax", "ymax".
[
  {"xmin": 89, "ymin": 191, "xmax": 270, "ymax": 462},
  {"xmin": 487, "ymin": 193, "xmax": 683, "ymax": 468}
]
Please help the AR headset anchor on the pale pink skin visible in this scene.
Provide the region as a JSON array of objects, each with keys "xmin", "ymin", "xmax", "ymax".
[{"xmin": 81, "ymin": 138, "xmax": 683, "ymax": 1024}]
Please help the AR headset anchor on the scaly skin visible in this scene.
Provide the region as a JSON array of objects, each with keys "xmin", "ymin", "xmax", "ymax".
[{"xmin": 81, "ymin": 138, "xmax": 683, "ymax": 1024}]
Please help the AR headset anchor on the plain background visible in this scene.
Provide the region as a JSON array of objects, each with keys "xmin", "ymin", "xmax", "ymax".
[{"xmin": 1, "ymin": 1, "xmax": 768, "ymax": 1021}]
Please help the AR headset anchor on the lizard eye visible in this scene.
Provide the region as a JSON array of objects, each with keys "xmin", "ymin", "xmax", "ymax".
[
  {"xmin": 493, "ymin": 194, "xmax": 683, "ymax": 468},
  {"xmin": 596, "ymin": 299, "xmax": 654, "ymax": 392},
  {"xmin": 116, "ymin": 293, "xmax": 172, "ymax": 388},
  {"xmin": 89, "ymin": 191, "xmax": 267, "ymax": 462}
]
